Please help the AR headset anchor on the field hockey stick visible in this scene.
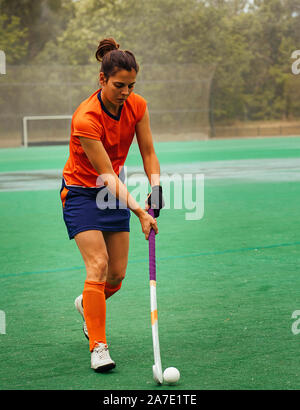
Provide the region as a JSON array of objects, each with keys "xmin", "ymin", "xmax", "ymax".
[{"xmin": 148, "ymin": 208, "xmax": 163, "ymax": 385}]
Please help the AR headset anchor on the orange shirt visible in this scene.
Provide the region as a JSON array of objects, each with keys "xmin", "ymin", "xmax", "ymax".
[{"xmin": 63, "ymin": 89, "xmax": 147, "ymax": 187}]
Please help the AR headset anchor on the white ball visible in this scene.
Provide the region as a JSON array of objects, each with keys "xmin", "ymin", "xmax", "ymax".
[{"xmin": 163, "ymin": 367, "xmax": 180, "ymax": 384}]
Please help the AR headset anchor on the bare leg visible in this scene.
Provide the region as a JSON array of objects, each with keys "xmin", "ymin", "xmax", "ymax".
[
  {"xmin": 75, "ymin": 230, "xmax": 109, "ymax": 282},
  {"xmin": 74, "ymin": 230, "xmax": 109, "ymax": 351},
  {"xmin": 102, "ymin": 231, "xmax": 129, "ymax": 287}
]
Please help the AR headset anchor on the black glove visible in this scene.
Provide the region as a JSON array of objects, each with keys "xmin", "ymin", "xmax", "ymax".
[{"xmin": 147, "ymin": 185, "xmax": 165, "ymax": 218}]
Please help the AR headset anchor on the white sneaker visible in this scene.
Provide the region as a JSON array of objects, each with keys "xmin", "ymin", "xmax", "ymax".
[
  {"xmin": 74, "ymin": 294, "xmax": 89, "ymax": 340},
  {"xmin": 91, "ymin": 343, "xmax": 116, "ymax": 372}
]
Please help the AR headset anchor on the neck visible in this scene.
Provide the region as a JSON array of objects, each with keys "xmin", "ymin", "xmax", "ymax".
[{"xmin": 100, "ymin": 90, "xmax": 121, "ymax": 116}]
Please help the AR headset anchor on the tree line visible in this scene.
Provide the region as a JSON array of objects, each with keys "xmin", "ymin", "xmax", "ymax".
[{"xmin": 0, "ymin": 0, "xmax": 300, "ymax": 124}]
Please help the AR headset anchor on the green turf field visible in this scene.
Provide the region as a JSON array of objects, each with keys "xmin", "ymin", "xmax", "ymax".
[{"xmin": 0, "ymin": 136, "xmax": 300, "ymax": 390}]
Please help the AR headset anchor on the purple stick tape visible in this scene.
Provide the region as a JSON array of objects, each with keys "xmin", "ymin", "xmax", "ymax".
[{"xmin": 148, "ymin": 208, "xmax": 156, "ymax": 281}]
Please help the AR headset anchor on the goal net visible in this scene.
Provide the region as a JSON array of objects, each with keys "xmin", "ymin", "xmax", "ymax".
[{"xmin": 23, "ymin": 115, "xmax": 72, "ymax": 147}]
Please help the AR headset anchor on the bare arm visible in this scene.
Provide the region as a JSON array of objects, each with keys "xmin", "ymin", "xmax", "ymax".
[
  {"xmin": 135, "ymin": 107, "xmax": 161, "ymax": 187},
  {"xmin": 79, "ymin": 136, "xmax": 158, "ymax": 238},
  {"xmin": 79, "ymin": 136, "xmax": 141, "ymax": 215}
]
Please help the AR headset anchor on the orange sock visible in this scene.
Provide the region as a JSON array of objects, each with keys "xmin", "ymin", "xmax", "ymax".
[
  {"xmin": 82, "ymin": 280, "xmax": 106, "ymax": 352},
  {"xmin": 105, "ymin": 281, "xmax": 122, "ymax": 300}
]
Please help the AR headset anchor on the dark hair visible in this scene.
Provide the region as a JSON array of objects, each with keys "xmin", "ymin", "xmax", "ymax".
[{"xmin": 95, "ymin": 37, "xmax": 139, "ymax": 78}]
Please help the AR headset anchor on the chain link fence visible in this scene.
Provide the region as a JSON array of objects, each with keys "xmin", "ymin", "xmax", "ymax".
[{"xmin": 0, "ymin": 64, "xmax": 214, "ymax": 147}]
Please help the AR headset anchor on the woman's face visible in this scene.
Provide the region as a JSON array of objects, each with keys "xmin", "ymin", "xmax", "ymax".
[{"xmin": 100, "ymin": 68, "xmax": 137, "ymax": 107}]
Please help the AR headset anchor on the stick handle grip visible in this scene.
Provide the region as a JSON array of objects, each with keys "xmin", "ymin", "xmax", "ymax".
[{"xmin": 148, "ymin": 209, "xmax": 156, "ymax": 281}]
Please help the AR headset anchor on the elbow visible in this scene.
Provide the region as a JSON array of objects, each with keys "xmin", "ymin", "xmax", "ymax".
[{"xmin": 98, "ymin": 170, "xmax": 116, "ymax": 184}]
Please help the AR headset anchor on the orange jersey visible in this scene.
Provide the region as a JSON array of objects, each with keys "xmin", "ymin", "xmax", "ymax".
[{"xmin": 63, "ymin": 89, "xmax": 147, "ymax": 187}]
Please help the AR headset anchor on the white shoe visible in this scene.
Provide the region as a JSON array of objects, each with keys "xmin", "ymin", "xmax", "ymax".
[
  {"xmin": 74, "ymin": 294, "xmax": 89, "ymax": 340},
  {"xmin": 91, "ymin": 343, "xmax": 116, "ymax": 372}
]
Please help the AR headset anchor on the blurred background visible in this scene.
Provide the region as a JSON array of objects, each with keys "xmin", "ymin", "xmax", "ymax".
[{"xmin": 1, "ymin": 0, "xmax": 300, "ymax": 147}]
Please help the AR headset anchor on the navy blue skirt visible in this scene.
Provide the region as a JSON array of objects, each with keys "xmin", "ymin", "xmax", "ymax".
[{"xmin": 60, "ymin": 180, "xmax": 130, "ymax": 239}]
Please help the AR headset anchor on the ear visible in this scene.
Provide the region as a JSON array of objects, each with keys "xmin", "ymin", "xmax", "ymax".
[{"xmin": 99, "ymin": 72, "xmax": 107, "ymax": 87}]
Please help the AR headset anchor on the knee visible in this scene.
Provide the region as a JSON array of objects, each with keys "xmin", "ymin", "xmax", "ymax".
[
  {"xmin": 107, "ymin": 267, "xmax": 126, "ymax": 286},
  {"xmin": 85, "ymin": 253, "xmax": 109, "ymax": 282}
]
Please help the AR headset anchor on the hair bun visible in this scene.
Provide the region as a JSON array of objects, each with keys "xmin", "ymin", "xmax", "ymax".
[{"xmin": 96, "ymin": 38, "xmax": 120, "ymax": 62}]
